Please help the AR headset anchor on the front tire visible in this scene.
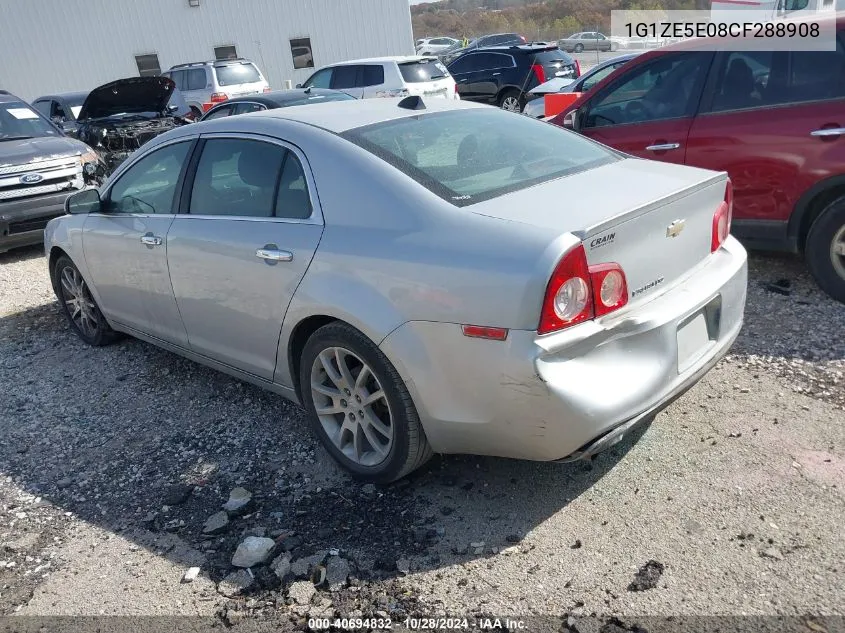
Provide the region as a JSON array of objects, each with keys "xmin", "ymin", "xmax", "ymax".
[
  {"xmin": 53, "ymin": 255, "xmax": 118, "ymax": 346},
  {"xmin": 574, "ymin": 43, "xmax": 584, "ymax": 53},
  {"xmin": 806, "ymin": 196, "xmax": 845, "ymax": 303},
  {"xmin": 299, "ymin": 322, "xmax": 432, "ymax": 483}
]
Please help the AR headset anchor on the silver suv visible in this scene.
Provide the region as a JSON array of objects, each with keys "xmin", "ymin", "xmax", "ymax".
[{"xmin": 162, "ymin": 59, "xmax": 270, "ymax": 117}]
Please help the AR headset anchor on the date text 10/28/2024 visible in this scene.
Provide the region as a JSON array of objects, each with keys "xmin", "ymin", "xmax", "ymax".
[{"xmin": 308, "ymin": 617, "xmax": 528, "ymax": 630}]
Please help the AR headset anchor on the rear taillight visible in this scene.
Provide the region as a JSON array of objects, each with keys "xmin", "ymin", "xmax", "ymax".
[
  {"xmin": 531, "ymin": 63, "xmax": 546, "ymax": 84},
  {"xmin": 711, "ymin": 178, "xmax": 733, "ymax": 252},
  {"xmin": 574, "ymin": 59, "xmax": 581, "ymax": 77},
  {"xmin": 210, "ymin": 92, "xmax": 228, "ymax": 103},
  {"xmin": 538, "ymin": 245, "xmax": 629, "ymax": 335},
  {"xmin": 589, "ymin": 263, "xmax": 629, "ymax": 318}
]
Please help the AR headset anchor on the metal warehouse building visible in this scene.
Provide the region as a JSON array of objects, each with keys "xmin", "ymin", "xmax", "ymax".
[{"xmin": 0, "ymin": 0, "xmax": 414, "ymax": 101}]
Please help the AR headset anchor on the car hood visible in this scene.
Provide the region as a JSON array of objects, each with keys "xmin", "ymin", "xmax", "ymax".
[
  {"xmin": 0, "ymin": 136, "xmax": 87, "ymax": 167},
  {"xmin": 529, "ymin": 77, "xmax": 576, "ymax": 95},
  {"xmin": 78, "ymin": 77, "xmax": 175, "ymax": 121}
]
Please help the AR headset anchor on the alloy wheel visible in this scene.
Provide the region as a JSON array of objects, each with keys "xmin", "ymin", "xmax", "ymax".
[
  {"xmin": 310, "ymin": 346, "xmax": 394, "ymax": 467},
  {"xmin": 59, "ymin": 265, "xmax": 100, "ymax": 339},
  {"xmin": 831, "ymin": 223, "xmax": 845, "ymax": 280},
  {"xmin": 501, "ymin": 96, "xmax": 521, "ymax": 112}
]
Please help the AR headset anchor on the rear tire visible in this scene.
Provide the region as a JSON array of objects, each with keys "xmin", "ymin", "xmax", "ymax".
[
  {"xmin": 805, "ymin": 196, "xmax": 845, "ymax": 303},
  {"xmin": 499, "ymin": 89, "xmax": 524, "ymax": 113},
  {"xmin": 299, "ymin": 322, "xmax": 432, "ymax": 483},
  {"xmin": 53, "ymin": 255, "xmax": 118, "ymax": 346}
]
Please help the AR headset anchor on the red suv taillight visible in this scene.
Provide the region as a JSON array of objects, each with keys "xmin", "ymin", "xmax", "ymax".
[
  {"xmin": 538, "ymin": 245, "xmax": 629, "ymax": 335},
  {"xmin": 210, "ymin": 92, "xmax": 228, "ymax": 103},
  {"xmin": 711, "ymin": 178, "xmax": 733, "ymax": 253},
  {"xmin": 531, "ymin": 63, "xmax": 546, "ymax": 84}
]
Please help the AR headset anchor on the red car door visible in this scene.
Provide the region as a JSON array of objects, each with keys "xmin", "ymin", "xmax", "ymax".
[
  {"xmin": 686, "ymin": 46, "xmax": 845, "ymax": 238},
  {"xmin": 575, "ymin": 51, "xmax": 714, "ymax": 165}
]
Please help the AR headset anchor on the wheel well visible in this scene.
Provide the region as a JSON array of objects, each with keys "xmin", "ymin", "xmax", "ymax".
[
  {"xmin": 288, "ymin": 315, "xmax": 338, "ymax": 399},
  {"xmin": 47, "ymin": 246, "xmax": 68, "ymax": 292},
  {"xmin": 795, "ymin": 183, "xmax": 845, "ymax": 253}
]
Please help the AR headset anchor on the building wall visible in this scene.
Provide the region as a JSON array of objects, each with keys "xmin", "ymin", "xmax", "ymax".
[{"xmin": 0, "ymin": 0, "xmax": 414, "ymax": 101}]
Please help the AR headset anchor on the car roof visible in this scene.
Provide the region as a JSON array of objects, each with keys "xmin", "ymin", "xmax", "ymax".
[
  {"xmin": 199, "ymin": 96, "xmax": 488, "ymax": 134},
  {"xmin": 326, "ymin": 55, "xmax": 431, "ymax": 66},
  {"xmin": 215, "ymin": 88, "xmax": 350, "ymax": 107},
  {"xmin": 0, "ymin": 91, "xmax": 24, "ymax": 104},
  {"xmin": 475, "ymin": 43, "xmax": 561, "ymax": 54},
  {"xmin": 33, "ymin": 91, "xmax": 89, "ymax": 102}
]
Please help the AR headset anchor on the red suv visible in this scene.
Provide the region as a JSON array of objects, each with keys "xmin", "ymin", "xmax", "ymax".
[{"xmin": 550, "ymin": 14, "xmax": 845, "ymax": 303}]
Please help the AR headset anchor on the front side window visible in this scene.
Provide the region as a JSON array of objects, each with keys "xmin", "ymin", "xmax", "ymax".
[
  {"xmin": 107, "ymin": 142, "xmax": 191, "ymax": 214},
  {"xmin": 343, "ymin": 108, "xmax": 617, "ymax": 207},
  {"xmin": 584, "ymin": 52, "xmax": 711, "ymax": 128},
  {"xmin": 189, "ymin": 139, "xmax": 286, "ymax": 217},
  {"xmin": 32, "ymin": 100, "xmax": 51, "ymax": 117},
  {"xmin": 447, "ymin": 55, "xmax": 475, "ymax": 75},
  {"xmin": 304, "ymin": 68, "xmax": 332, "ymax": 89}
]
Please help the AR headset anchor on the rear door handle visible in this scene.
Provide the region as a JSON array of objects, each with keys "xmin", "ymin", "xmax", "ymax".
[
  {"xmin": 140, "ymin": 234, "xmax": 162, "ymax": 246},
  {"xmin": 810, "ymin": 127, "xmax": 845, "ymax": 137},
  {"xmin": 256, "ymin": 248, "xmax": 293, "ymax": 262},
  {"xmin": 645, "ymin": 143, "xmax": 681, "ymax": 151}
]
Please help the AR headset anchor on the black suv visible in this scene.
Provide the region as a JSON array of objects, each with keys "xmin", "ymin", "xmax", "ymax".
[{"xmin": 446, "ymin": 44, "xmax": 580, "ymax": 112}]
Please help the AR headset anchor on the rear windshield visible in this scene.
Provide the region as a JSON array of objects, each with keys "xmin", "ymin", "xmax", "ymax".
[
  {"xmin": 215, "ymin": 63, "xmax": 262, "ymax": 86},
  {"xmin": 532, "ymin": 50, "xmax": 575, "ymax": 65},
  {"xmin": 342, "ymin": 108, "xmax": 617, "ymax": 207},
  {"xmin": 399, "ymin": 59, "xmax": 449, "ymax": 83}
]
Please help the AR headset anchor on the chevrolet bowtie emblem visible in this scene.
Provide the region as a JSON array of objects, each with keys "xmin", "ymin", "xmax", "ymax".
[{"xmin": 666, "ymin": 219, "xmax": 686, "ymax": 238}]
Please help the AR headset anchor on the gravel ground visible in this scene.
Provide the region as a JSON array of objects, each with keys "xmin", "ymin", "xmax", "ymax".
[{"xmin": 0, "ymin": 244, "xmax": 843, "ymax": 631}]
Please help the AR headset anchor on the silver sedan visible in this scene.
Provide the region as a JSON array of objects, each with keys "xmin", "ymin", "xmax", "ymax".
[{"xmin": 45, "ymin": 97, "xmax": 748, "ymax": 482}]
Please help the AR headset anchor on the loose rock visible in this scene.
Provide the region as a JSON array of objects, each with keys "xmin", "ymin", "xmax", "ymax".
[
  {"xmin": 231, "ymin": 536, "xmax": 276, "ymax": 568},
  {"xmin": 326, "ymin": 556, "xmax": 351, "ymax": 591},
  {"xmin": 164, "ymin": 484, "xmax": 193, "ymax": 506},
  {"xmin": 288, "ymin": 580, "xmax": 316, "ymax": 606},
  {"xmin": 181, "ymin": 566, "xmax": 201, "ymax": 583},
  {"xmin": 222, "ymin": 487, "xmax": 253, "ymax": 516},
  {"xmin": 628, "ymin": 560, "xmax": 665, "ymax": 592},
  {"xmin": 202, "ymin": 511, "xmax": 229, "ymax": 535},
  {"xmin": 396, "ymin": 558, "xmax": 411, "ymax": 575},
  {"xmin": 761, "ymin": 547, "xmax": 784, "ymax": 561},
  {"xmin": 271, "ymin": 552, "xmax": 292, "ymax": 580},
  {"xmin": 217, "ymin": 570, "xmax": 254, "ymax": 598}
]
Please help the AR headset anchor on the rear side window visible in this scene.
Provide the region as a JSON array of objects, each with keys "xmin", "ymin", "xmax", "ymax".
[
  {"xmin": 342, "ymin": 108, "xmax": 616, "ymax": 207},
  {"xmin": 705, "ymin": 38, "xmax": 845, "ymax": 113},
  {"xmin": 275, "ymin": 153, "xmax": 312, "ymax": 219},
  {"xmin": 190, "ymin": 139, "xmax": 286, "ymax": 217},
  {"xmin": 331, "ymin": 65, "xmax": 359, "ymax": 89},
  {"xmin": 186, "ymin": 68, "xmax": 207, "ymax": 91},
  {"xmin": 398, "ymin": 59, "xmax": 449, "ymax": 83},
  {"xmin": 361, "ymin": 65, "xmax": 385, "ymax": 87},
  {"xmin": 215, "ymin": 63, "xmax": 262, "ymax": 86},
  {"xmin": 203, "ymin": 105, "xmax": 232, "ymax": 120}
]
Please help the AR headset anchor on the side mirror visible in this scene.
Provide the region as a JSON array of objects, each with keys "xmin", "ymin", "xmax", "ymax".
[
  {"xmin": 51, "ymin": 116, "xmax": 65, "ymax": 125},
  {"xmin": 166, "ymin": 104, "xmax": 179, "ymax": 113},
  {"xmin": 65, "ymin": 188, "xmax": 101, "ymax": 215},
  {"xmin": 295, "ymin": 83, "xmax": 303, "ymax": 89},
  {"xmin": 562, "ymin": 109, "xmax": 579, "ymax": 131}
]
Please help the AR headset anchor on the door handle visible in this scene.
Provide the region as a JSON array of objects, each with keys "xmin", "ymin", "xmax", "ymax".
[
  {"xmin": 645, "ymin": 143, "xmax": 681, "ymax": 151},
  {"xmin": 810, "ymin": 127, "xmax": 845, "ymax": 137},
  {"xmin": 256, "ymin": 248, "xmax": 293, "ymax": 262},
  {"xmin": 140, "ymin": 234, "xmax": 162, "ymax": 246},
  {"xmin": 492, "ymin": 72, "xmax": 501, "ymax": 76}
]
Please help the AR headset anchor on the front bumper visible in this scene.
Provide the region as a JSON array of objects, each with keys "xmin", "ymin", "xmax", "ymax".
[
  {"xmin": 0, "ymin": 191, "xmax": 73, "ymax": 254},
  {"xmin": 379, "ymin": 236, "xmax": 748, "ymax": 461}
]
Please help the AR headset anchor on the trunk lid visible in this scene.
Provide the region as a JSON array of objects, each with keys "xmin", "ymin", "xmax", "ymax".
[
  {"xmin": 399, "ymin": 59, "xmax": 456, "ymax": 99},
  {"xmin": 469, "ymin": 158, "xmax": 727, "ymax": 306}
]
